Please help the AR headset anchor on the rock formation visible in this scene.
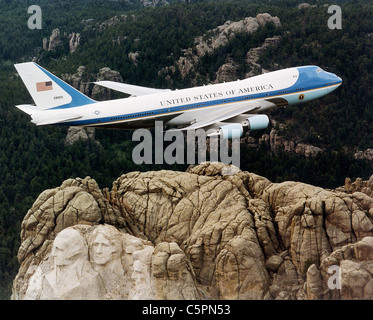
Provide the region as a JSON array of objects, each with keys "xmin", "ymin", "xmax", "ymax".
[
  {"xmin": 61, "ymin": 66, "xmax": 91, "ymax": 96},
  {"xmin": 69, "ymin": 32, "xmax": 81, "ymax": 53},
  {"xmin": 214, "ymin": 59, "xmax": 240, "ymax": 83},
  {"xmin": 91, "ymin": 67, "xmax": 123, "ymax": 100},
  {"xmin": 355, "ymin": 148, "xmax": 373, "ymax": 163},
  {"xmin": 45, "ymin": 28, "xmax": 63, "ymax": 52},
  {"xmin": 140, "ymin": 0, "xmax": 169, "ymax": 7},
  {"xmin": 61, "ymin": 65, "xmax": 123, "ymax": 100},
  {"xmin": 128, "ymin": 51, "xmax": 140, "ymax": 66},
  {"xmin": 244, "ymin": 36, "xmax": 282, "ymax": 78},
  {"xmin": 64, "ymin": 127, "xmax": 96, "ymax": 146},
  {"xmin": 159, "ymin": 14, "xmax": 282, "ymax": 84},
  {"xmin": 99, "ymin": 14, "xmax": 134, "ymax": 30},
  {"xmin": 12, "ymin": 162, "xmax": 373, "ymax": 300},
  {"xmin": 298, "ymin": 3, "xmax": 317, "ymax": 9},
  {"xmin": 193, "ymin": 14, "xmax": 281, "ymax": 58},
  {"xmin": 337, "ymin": 176, "xmax": 373, "ymax": 198},
  {"xmin": 42, "ymin": 28, "xmax": 81, "ymax": 53},
  {"xmin": 254, "ymin": 126, "xmax": 324, "ymax": 158}
]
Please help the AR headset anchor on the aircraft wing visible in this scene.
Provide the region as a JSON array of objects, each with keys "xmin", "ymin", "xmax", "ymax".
[
  {"xmin": 93, "ymin": 81, "xmax": 171, "ymax": 96},
  {"xmin": 174, "ymin": 99, "xmax": 276, "ymax": 131}
]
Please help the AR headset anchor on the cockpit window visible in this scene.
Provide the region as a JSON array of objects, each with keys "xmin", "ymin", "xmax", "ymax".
[{"xmin": 316, "ymin": 68, "xmax": 323, "ymax": 73}]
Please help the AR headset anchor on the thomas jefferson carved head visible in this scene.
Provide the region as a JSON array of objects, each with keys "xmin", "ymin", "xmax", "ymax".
[{"xmin": 90, "ymin": 225, "xmax": 123, "ymax": 265}]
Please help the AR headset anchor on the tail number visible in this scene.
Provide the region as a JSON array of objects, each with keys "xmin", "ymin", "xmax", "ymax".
[{"xmin": 54, "ymin": 96, "xmax": 64, "ymax": 100}]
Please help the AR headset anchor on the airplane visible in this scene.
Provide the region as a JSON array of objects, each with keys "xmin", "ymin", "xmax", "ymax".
[{"xmin": 14, "ymin": 62, "xmax": 342, "ymax": 138}]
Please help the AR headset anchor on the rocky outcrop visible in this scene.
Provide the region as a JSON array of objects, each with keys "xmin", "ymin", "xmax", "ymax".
[
  {"xmin": 46, "ymin": 28, "xmax": 63, "ymax": 52},
  {"xmin": 245, "ymin": 36, "xmax": 282, "ymax": 77},
  {"xmin": 61, "ymin": 66, "xmax": 91, "ymax": 96},
  {"xmin": 91, "ymin": 67, "xmax": 123, "ymax": 100},
  {"xmin": 61, "ymin": 65, "xmax": 123, "ymax": 100},
  {"xmin": 128, "ymin": 51, "xmax": 140, "ymax": 66},
  {"xmin": 43, "ymin": 28, "xmax": 81, "ymax": 53},
  {"xmin": 64, "ymin": 127, "xmax": 96, "ymax": 147},
  {"xmin": 99, "ymin": 14, "xmax": 132, "ymax": 30},
  {"xmin": 313, "ymin": 237, "xmax": 373, "ymax": 299},
  {"xmin": 337, "ymin": 176, "xmax": 373, "ymax": 198},
  {"xmin": 69, "ymin": 32, "xmax": 81, "ymax": 53},
  {"xmin": 159, "ymin": 14, "xmax": 282, "ymax": 84},
  {"xmin": 244, "ymin": 125, "xmax": 324, "ymax": 158},
  {"xmin": 193, "ymin": 14, "xmax": 281, "ymax": 58},
  {"xmin": 267, "ymin": 127, "xmax": 323, "ymax": 158},
  {"xmin": 298, "ymin": 3, "xmax": 317, "ymax": 9},
  {"xmin": 355, "ymin": 149, "xmax": 373, "ymax": 162},
  {"xmin": 214, "ymin": 59, "xmax": 240, "ymax": 83},
  {"xmin": 140, "ymin": 0, "xmax": 169, "ymax": 7},
  {"xmin": 42, "ymin": 38, "xmax": 48, "ymax": 51},
  {"xmin": 12, "ymin": 163, "xmax": 373, "ymax": 300}
]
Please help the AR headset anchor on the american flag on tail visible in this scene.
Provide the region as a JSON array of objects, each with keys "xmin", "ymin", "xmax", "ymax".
[{"xmin": 36, "ymin": 81, "xmax": 53, "ymax": 92}]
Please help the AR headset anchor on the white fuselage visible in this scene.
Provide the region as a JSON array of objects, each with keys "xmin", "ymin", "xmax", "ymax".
[{"xmin": 32, "ymin": 66, "xmax": 342, "ymax": 129}]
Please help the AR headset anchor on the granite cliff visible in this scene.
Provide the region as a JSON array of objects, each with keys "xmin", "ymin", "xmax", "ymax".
[{"xmin": 12, "ymin": 162, "xmax": 373, "ymax": 300}]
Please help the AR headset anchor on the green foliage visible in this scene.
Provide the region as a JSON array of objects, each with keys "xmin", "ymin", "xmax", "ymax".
[
  {"xmin": 240, "ymin": 143, "xmax": 371, "ymax": 188},
  {"xmin": 0, "ymin": 0, "xmax": 371, "ymax": 299},
  {"xmin": 259, "ymin": 2, "xmax": 373, "ymax": 149}
]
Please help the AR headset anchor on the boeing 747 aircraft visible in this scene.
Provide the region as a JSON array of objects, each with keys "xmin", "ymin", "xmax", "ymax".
[{"xmin": 14, "ymin": 62, "xmax": 342, "ymax": 138}]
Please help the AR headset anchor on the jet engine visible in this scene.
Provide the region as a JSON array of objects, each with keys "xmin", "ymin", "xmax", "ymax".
[
  {"xmin": 209, "ymin": 114, "xmax": 270, "ymax": 139},
  {"xmin": 219, "ymin": 123, "xmax": 243, "ymax": 139},
  {"xmin": 244, "ymin": 114, "xmax": 270, "ymax": 131}
]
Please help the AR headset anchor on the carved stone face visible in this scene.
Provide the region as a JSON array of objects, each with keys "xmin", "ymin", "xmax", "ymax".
[
  {"xmin": 52, "ymin": 229, "xmax": 86, "ymax": 267},
  {"xmin": 131, "ymin": 260, "xmax": 146, "ymax": 286},
  {"xmin": 91, "ymin": 233, "xmax": 116, "ymax": 265},
  {"xmin": 52, "ymin": 237, "xmax": 71, "ymax": 267}
]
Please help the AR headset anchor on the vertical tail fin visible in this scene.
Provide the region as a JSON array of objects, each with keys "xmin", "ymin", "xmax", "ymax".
[{"xmin": 14, "ymin": 62, "xmax": 95, "ymax": 110}]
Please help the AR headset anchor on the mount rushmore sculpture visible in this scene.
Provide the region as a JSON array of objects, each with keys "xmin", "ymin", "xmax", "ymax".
[{"xmin": 11, "ymin": 162, "xmax": 373, "ymax": 300}]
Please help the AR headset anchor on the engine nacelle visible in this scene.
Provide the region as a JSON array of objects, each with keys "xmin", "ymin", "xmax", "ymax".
[
  {"xmin": 219, "ymin": 123, "xmax": 243, "ymax": 139},
  {"xmin": 246, "ymin": 114, "xmax": 269, "ymax": 131}
]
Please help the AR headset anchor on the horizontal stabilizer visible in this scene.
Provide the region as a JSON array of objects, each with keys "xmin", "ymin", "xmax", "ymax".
[
  {"xmin": 16, "ymin": 104, "xmax": 38, "ymax": 115},
  {"xmin": 36, "ymin": 114, "xmax": 83, "ymax": 126},
  {"xmin": 94, "ymin": 81, "xmax": 171, "ymax": 96}
]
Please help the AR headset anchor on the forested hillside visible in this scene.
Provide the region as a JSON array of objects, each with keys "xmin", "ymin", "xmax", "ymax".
[{"xmin": 0, "ymin": 0, "xmax": 372, "ymax": 299}]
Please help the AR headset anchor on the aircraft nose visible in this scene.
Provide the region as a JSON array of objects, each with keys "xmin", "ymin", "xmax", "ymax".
[
  {"xmin": 334, "ymin": 74, "xmax": 343, "ymax": 87},
  {"xmin": 329, "ymin": 72, "xmax": 342, "ymax": 86}
]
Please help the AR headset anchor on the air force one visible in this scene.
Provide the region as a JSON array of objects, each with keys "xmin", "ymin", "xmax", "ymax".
[{"xmin": 14, "ymin": 62, "xmax": 342, "ymax": 138}]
